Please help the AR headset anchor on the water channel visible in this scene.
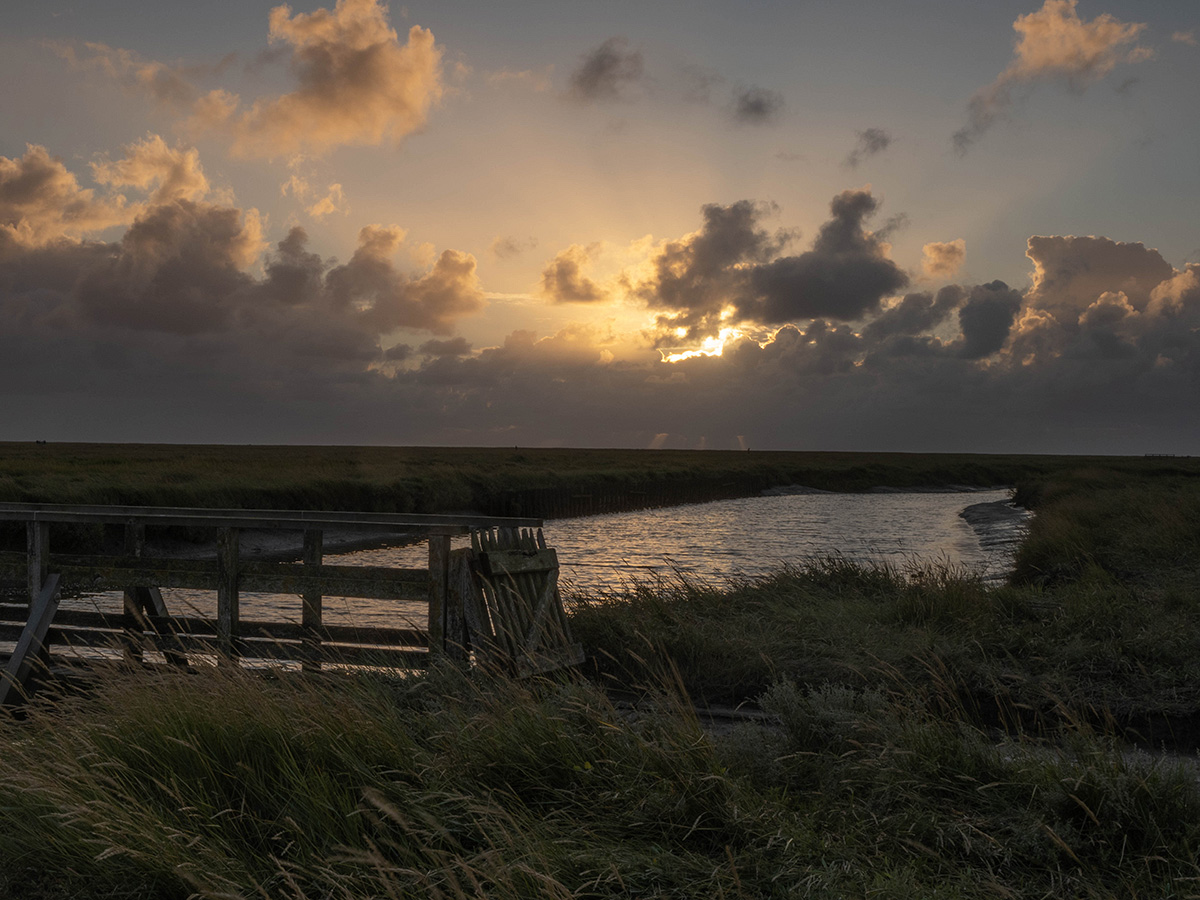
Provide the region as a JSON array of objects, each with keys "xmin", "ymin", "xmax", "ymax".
[{"xmin": 60, "ymin": 489, "xmax": 1029, "ymax": 632}]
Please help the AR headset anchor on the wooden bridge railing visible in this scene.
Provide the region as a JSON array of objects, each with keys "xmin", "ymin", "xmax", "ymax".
[{"xmin": 0, "ymin": 502, "xmax": 565, "ymax": 704}]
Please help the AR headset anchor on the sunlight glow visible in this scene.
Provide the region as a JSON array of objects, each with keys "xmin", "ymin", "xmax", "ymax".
[{"xmin": 663, "ymin": 327, "xmax": 746, "ymax": 363}]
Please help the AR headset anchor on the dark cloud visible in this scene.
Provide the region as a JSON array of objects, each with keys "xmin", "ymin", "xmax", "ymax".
[
  {"xmin": 75, "ymin": 199, "xmax": 258, "ymax": 334},
  {"xmin": 843, "ymin": 127, "xmax": 892, "ymax": 168},
  {"xmin": 631, "ymin": 190, "xmax": 908, "ymax": 340},
  {"xmin": 732, "ymin": 86, "xmax": 784, "ymax": 124},
  {"xmin": 738, "ymin": 189, "xmax": 909, "ymax": 324},
  {"xmin": 954, "ymin": 280, "xmax": 1023, "ymax": 359},
  {"xmin": 632, "ymin": 199, "xmax": 789, "ymax": 338},
  {"xmin": 568, "ymin": 37, "xmax": 644, "ymax": 102},
  {"xmin": 862, "ymin": 286, "xmax": 966, "ymax": 340},
  {"xmin": 540, "ymin": 244, "xmax": 608, "ymax": 303},
  {"xmin": 383, "ymin": 343, "xmax": 413, "ymax": 361},
  {"xmin": 419, "ymin": 337, "xmax": 472, "ymax": 357},
  {"xmin": 4, "ymin": 145, "xmax": 1200, "ymax": 453}
]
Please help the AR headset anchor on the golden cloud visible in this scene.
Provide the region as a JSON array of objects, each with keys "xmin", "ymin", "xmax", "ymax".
[
  {"xmin": 921, "ymin": 239, "xmax": 966, "ymax": 279},
  {"xmin": 954, "ymin": 0, "xmax": 1153, "ymax": 151},
  {"xmin": 197, "ymin": 0, "xmax": 443, "ymax": 158}
]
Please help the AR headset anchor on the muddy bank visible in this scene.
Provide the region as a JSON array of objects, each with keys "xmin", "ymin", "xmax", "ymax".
[{"xmin": 959, "ymin": 498, "xmax": 1031, "ymax": 558}]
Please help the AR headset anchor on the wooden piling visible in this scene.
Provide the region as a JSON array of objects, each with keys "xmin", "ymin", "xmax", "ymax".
[
  {"xmin": 427, "ymin": 533, "xmax": 451, "ymax": 660},
  {"xmin": 301, "ymin": 528, "xmax": 323, "ymax": 671},
  {"xmin": 216, "ymin": 527, "xmax": 240, "ymax": 661}
]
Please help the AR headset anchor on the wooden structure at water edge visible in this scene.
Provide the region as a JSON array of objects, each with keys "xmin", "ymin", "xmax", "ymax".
[{"xmin": 0, "ymin": 503, "xmax": 584, "ymax": 706}]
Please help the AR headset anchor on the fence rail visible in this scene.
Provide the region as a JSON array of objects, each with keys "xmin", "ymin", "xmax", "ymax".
[{"xmin": 0, "ymin": 503, "xmax": 563, "ymax": 705}]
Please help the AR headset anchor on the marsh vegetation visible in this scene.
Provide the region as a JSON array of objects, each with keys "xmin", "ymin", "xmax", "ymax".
[{"xmin": 3, "ymin": 452, "xmax": 1200, "ymax": 897}]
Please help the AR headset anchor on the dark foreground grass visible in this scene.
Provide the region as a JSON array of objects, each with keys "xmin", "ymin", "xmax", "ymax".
[{"xmin": 4, "ymin": 664, "xmax": 1200, "ymax": 899}]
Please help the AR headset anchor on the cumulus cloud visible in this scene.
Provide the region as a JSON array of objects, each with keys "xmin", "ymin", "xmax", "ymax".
[
  {"xmin": 306, "ymin": 183, "xmax": 348, "ymax": 220},
  {"xmin": 740, "ymin": 190, "xmax": 909, "ymax": 325},
  {"xmin": 1, "ymin": 145, "xmax": 129, "ymax": 248},
  {"xmin": 732, "ymin": 86, "xmax": 784, "ymax": 124},
  {"xmin": 922, "ymin": 239, "xmax": 967, "ymax": 278},
  {"xmin": 193, "ymin": 0, "xmax": 443, "ymax": 158},
  {"xmin": 629, "ymin": 190, "xmax": 908, "ymax": 341},
  {"xmin": 844, "ymin": 127, "xmax": 892, "ymax": 168},
  {"xmin": 568, "ymin": 37, "xmax": 645, "ymax": 102},
  {"xmin": 1024, "ymin": 234, "xmax": 1174, "ymax": 320},
  {"xmin": 541, "ymin": 244, "xmax": 609, "ymax": 303},
  {"xmin": 632, "ymin": 199, "xmax": 790, "ymax": 338},
  {"xmin": 862, "ymin": 286, "xmax": 966, "ymax": 341},
  {"xmin": 954, "ymin": 0, "xmax": 1153, "ymax": 152},
  {"xmin": 419, "ymin": 337, "xmax": 472, "ymax": 358},
  {"xmin": 0, "ymin": 144, "xmax": 484, "ymax": 412},
  {"xmin": 91, "ymin": 134, "xmax": 210, "ymax": 205},
  {"xmin": 1172, "ymin": 31, "xmax": 1197, "ymax": 46},
  {"xmin": 5, "ymin": 147, "xmax": 1200, "ymax": 452},
  {"xmin": 954, "ymin": 280, "xmax": 1023, "ymax": 359}
]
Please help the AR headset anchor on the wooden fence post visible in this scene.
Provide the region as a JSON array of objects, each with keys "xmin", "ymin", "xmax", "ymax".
[
  {"xmin": 445, "ymin": 548, "xmax": 473, "ymax": 664},
  {"xmin": 27, "ymin": 520, "xmax": 48, "ymax": 605},
  {"xmin": 302, "ymin": 528, "xmax": 323, "ymax": 671},
  {"xmin": 26, "ymin": 520, "xmax": 50, "ymax": 669},
  {"xmin": 428, "ymin": 534, "xmax": 451, "ymax": 660},
  {"xmin": 217, "ymin": 527, "xmax": 240, "ymax": 662},
  {"xmin": 123, "ymin": 521, "xmax": 146, "ymax": 664}
]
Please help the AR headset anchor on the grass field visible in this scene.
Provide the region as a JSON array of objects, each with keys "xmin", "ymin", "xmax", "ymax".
[
  {"xmin": 3, "ymin": 441, "xmax": 1187, "ymax": 516},
  {"xmin": 3, "ymin": 450, "xmax": 1200, "ymax": 898}
]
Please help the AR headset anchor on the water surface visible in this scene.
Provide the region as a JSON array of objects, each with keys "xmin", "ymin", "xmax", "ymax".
[{"xmin": 60, "ymin": 490, "xmax": 1026, "ymax": 631}]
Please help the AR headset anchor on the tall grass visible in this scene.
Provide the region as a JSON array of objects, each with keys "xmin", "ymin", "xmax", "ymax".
[
  {"xmin": 4, "ymin": 663, "xmax": 1200, "ymax": 898},
  {"xmin": 572, "ymin": 460, "xmax": 1200, "ymax": 739}
]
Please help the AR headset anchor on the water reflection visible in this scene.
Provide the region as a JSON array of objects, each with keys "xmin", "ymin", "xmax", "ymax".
[{"xmin": 66, "ymin": 490, "xmax": 1026, "ymax": 629}]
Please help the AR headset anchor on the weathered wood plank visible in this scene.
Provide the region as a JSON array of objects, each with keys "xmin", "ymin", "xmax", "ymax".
[
  {"xmin": 27, "ymin": 521, "xmax": 48, "ymax": 605},
  {"xmin": 427, "ymin": 535, "xmax": 450, "ymax": 659},
  {"xmin": 444, "ymin": 549, "xmax": 473, "ymax": 663},
  {"xmin": 0, "ymin": 502, "xmax": 541, "ymax": 533},
  {"xmin": 25, "ymin": 555, "xmax": 430, "ymax": 600},
  {"xmin": 481, "ymin": 548, "xmax": 559, "ymax": 576},
  {"xmin": 514, "ymin": 643, "xmax": 587, "ymax": 679},
  {"xmin": 302, "ymin": 529, "xmax": 322, "ymax": 671},
  {"xmin": 123, "ymin": 522, "xmax": 146, "ymax": 664},
  {"xmin": 217, "ymin": 527, "xmax": 240, "ymax": 660},
  {"xmin": 1, "ymin": 574, "xmax": 62, "ymax": 707}
]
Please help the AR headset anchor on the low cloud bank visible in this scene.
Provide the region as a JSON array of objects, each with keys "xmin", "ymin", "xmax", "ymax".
[{"xmin": 2, "ymin": 146, "xmax": 1197, "ymax": 453}]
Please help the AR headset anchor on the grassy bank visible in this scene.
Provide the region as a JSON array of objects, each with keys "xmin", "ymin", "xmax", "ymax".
[
  {"xmin": 3, "ymin": 457, "xmax": 1200, "ymax": 897},
  {"xmin": 573, "ymin": 463, "xmax": 1200, "ymax": 741}
]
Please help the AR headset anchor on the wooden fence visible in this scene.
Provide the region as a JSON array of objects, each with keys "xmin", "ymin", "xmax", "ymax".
[{"xmin": 0, "ymin": 503, "xmax": 583, "ymax": 705}]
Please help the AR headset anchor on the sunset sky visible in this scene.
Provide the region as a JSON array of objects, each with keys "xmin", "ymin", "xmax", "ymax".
[{"xmin": 3, "ymin": 0, "xmax": 1198, "ymax": 452}]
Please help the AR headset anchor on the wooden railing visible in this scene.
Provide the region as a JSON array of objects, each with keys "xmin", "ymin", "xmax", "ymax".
[{"xmin": 0, "ymin": 502, "xmax": 552, "ymax": 703}]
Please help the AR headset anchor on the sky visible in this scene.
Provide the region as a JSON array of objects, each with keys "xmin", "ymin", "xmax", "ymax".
[{"xmin": 2, "ymin": 0, "xmax": 1198, "ymax": 453}]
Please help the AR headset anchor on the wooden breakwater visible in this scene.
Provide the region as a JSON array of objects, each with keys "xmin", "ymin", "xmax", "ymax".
[{"xmin": 0, "ymin": 503, "xmax": 583, "ymax": 705}]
